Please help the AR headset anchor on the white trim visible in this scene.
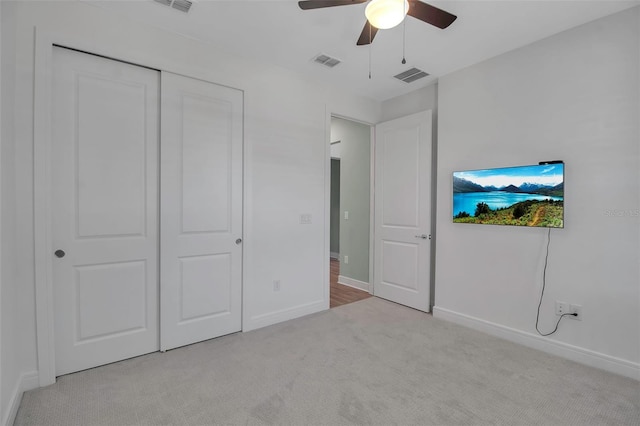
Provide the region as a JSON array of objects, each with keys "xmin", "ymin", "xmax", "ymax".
[
  {"xmin": 433, "ymin": 306, "xmax": 640, "ymax": 380},
  {"xmin": 241, "ymin": 89, "xmax": 251, "ymax": 332},
  {"xmin": 33, "ymin": 28, "xmax": 57, "ymax": 387},
  {"xmin": 2, "ymin": 371, "xmax": 39, "ymax": 426},
  {"xmin": 368, "ymin": 125, "xmax": 375, "ymax": 295},
  {"xmin": 323, "ymin": 105, "xmax": 331, "ymax": 312},
  {"xmin": 337, "ymin": 275, "xmax": 371, "ymax": 293},
  {"xmin": 245, "ymin": 300, "xmax": 325, "ymax": 332}
]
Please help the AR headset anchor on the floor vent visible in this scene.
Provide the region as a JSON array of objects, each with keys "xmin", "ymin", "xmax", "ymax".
[
  {"xmin": 394, "ymin": 67, "xmax": 429, "ymax": 83},
  {"xmin": 313, "ymin": 53, "xmax": 342, "ymax": 68},
  {"xmin": 153, "ymin": 0, "xmax": 193, "ymax": 13}
]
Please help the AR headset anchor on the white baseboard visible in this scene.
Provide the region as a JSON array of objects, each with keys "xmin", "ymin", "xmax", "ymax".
[
  {"xmin": 244, "ymin": 299, "xmax": 326, "ymax": 332},
  {"xmin": 337, "ymin": 275, "xmax": 370, "ymax": 293},
  {"xmin": 433, "ymin": 306, "xmax": 640, "ymax": 381},
  {"xmin": 330, "ymin": 252, "xmax": 339, "ymax": 260},
  {"xmin": 3, "ymin": 370, "xmax": 39, "ymax": 426}
]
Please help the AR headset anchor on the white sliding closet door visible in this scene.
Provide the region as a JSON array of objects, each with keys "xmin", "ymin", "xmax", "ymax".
[
  {"xmin": 160, "ymin": 72, "xmax": 243, "ymax": 351},
  {"xmin": 50, "ymin": 49, "xmax": 243, "ymax": 374},
  {"xmin": 52, "ymin": 47, "xmax": 160, "ymax": 376}
]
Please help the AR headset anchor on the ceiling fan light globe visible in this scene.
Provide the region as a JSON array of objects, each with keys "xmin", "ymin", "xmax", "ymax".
[{"xmin": 365, "ymin": 0, "xmax": 409, "ymax": 30}]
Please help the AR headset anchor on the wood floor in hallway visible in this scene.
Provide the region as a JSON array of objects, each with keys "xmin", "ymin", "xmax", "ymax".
[{"xmin": 330, "ymin": 258, "xmax": 372, "ymax": 308}]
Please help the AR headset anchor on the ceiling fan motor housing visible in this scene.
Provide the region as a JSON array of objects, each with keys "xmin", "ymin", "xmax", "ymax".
[{"xmin": 365, "ymin": 0, "xmax": 410, "ymax": 30}]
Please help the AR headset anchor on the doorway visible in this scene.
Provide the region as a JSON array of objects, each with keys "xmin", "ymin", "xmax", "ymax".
[
  {"xmin": 327, "ymin": 111, "xmax": 433, "ymax": 312},
  {"xmin": 329, "ymin": 117, "xmax": 373, "ymax": 308}
]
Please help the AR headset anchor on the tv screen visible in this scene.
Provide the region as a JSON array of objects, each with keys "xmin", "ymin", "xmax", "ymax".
[{"xmin": 453, "ymin": 163, "xmax": 564, "ymax": 228}]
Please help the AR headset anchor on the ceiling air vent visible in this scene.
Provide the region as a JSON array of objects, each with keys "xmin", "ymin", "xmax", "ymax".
[
  {"xmin": 313, "ymin": 53, "xmax": 342, "ymax": 68},
  {"xmin": 394, "ymin": 67, "xmax": 429, "ymax": 83},
  {"xmin": 153, "ymin": 0, "xmax": 193, "ymax": 13}
]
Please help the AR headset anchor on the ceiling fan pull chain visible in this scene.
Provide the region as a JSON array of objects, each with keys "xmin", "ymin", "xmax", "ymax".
[
  {"xmin": 369, "ymin": 22, "xmax": 372, "ymax": 79},
  {"xmin": 402, "ymin": 1, "xmax": 407, "ymax": 64}
]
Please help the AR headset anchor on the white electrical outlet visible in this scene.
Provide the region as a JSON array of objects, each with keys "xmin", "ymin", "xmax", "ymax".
[
  {"xmin": 569, "ymin": 304, "xmax": 582, "ymax": 321},
  {"xmin": 556, "ymin": 301, "xmax": 582, "ymax": 320},
  {"xmin": 344, "ymin": 255, "xmax": 349, "ymax": 264},
  {"xmin": 273, "ymin": 280, "xmax": 281, "ymax": 292},
  {"xmin": 344, "ymin": 211, "xmax": 349, "ymax": 220},
  {"xmin": 555, "ymin": 301, "xmax": 569, "ymax": 316}
]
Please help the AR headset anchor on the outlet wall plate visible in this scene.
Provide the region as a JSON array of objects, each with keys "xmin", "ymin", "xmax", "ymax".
[
  {"xmin": 556, "ymin": 301, "xmax": 582, "ymax": 320},
  {"xmin": 570, "ymin": 304, "xmax": 582, "ymax": 320},
  {"xmin": 555, "ymin": 301, "xmax": 569, "ymax": 315}
]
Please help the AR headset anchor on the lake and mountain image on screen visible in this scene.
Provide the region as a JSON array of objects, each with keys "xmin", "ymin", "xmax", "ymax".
[{"xmin": 453, "ymin": 163, "xmax": 564, "ymax": 228}]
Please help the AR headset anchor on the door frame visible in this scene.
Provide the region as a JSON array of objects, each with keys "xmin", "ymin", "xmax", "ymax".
[
  {"xmin": 33, "ymin": 29, "xmax": 247, "ymax": 386},
  {"xmin": 325, "ymin": 109, "xmax": 435, "ymax": 309},
  {"xmin": 325, "ymin": 109, "xmax": 375, "ymax": 300}
]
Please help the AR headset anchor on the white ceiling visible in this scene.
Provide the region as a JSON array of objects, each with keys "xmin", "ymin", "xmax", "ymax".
[{"xmin": 85, "ymin": 0, "xmax": 639, "ymax": 101}]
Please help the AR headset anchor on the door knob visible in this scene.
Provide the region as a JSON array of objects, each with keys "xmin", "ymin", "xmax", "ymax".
[
  {"xmin": 415, "ymin": 234, "xmax": 430, "ymax": 240},
  {"xmin": 235, "ymin": 238, "xmax": 242, "ymax": 245},
  {"xmin": 54, "ymin": 249, "xmax": 66, "ymax": 258}
]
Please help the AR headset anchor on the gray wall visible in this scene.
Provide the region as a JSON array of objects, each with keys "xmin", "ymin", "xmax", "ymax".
[
  {"xmin": 331, "ymin": 117, "xmax": 370, "ymax": 284},
  {"xmin": 380, "ymin": 83, "xmax": 437, "ymax": 123},
  {"xmin": 330, "ymin": 158, "xmax": 340, "ymax": 256},
  {"xmin": 435, "ymin": 8, "xmax": 639, "ymax": 371},
  {"xmin": 1, "ymin": 3, "xmax": 22, "ymax": 424}
]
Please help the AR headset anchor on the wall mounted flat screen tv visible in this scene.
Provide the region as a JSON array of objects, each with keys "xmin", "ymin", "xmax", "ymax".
[{"xmin": 453, "ymin": 163, "xmax": 564, "ymax": 228}]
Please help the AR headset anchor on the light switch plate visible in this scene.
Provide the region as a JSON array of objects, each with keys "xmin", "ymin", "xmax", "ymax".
[{"xmin": 300, "ymin": 214, "xmax": 312, "ymax": 224}]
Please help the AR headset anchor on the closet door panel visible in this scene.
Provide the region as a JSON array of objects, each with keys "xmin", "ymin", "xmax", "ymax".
[
  {"xmin": 51, "ymin": 47, "xmax": 160, "ymax": 376},
  {"xmin": 160, "ymin": 72, "xmax": 243, "ymax": 351}
]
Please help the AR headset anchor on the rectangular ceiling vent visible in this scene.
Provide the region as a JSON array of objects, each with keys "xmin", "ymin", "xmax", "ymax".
[
  {"xmin": 313, "ymin": 53, "xmax": 342, "ymax": 69},
  {"xmin": 153, "ymin": 0, "xmax": 193, "ymax": 13},
  {"xmin": 394, "ymin": 67, "xmax": 429, "ymax": 83}
]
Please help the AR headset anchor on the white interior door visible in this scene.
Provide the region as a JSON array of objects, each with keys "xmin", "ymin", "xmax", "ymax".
[
  {"xmin": 52, "ymin": 47, "xmax": 160, "ymax": 376},
  {"xmin": 373, "ymin": 111, "xmax": 432, "ymax": 312},
  {"xmin": 160, "ymin": 72, "xmax": 243, "ymax": 351}
]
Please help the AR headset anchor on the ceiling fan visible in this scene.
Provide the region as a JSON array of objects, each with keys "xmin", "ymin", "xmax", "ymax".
[{"xmin": 298, "ymin": 0, "xmax": 457, "ymax": 46}]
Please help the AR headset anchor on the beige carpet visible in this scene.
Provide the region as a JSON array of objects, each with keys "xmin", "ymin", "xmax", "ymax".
[{"xmin": 15, "ymin": 297, "xmax": 640, "ymax": 425}]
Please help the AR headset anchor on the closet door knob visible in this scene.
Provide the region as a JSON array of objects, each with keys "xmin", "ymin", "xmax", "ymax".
[
  {"xmin": 235, "ymin": 238, "xmax": 242, "ymax": 245},
  {"xmin": 54, "ymin": 249, "xmax": 66, "ymax": 258}
]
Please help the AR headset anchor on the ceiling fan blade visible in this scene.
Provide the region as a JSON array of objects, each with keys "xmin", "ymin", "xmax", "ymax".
[
  {"xmin": 356, "ymin": 20, "xmax": 379, "ymax": 46},
  {"xmin": 407, "ymin": 0, "xmax": 457, "ymax": 29},
  {"xmin": 298, "ymin": 0, "xmax": 367, "ymax": 10}
]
